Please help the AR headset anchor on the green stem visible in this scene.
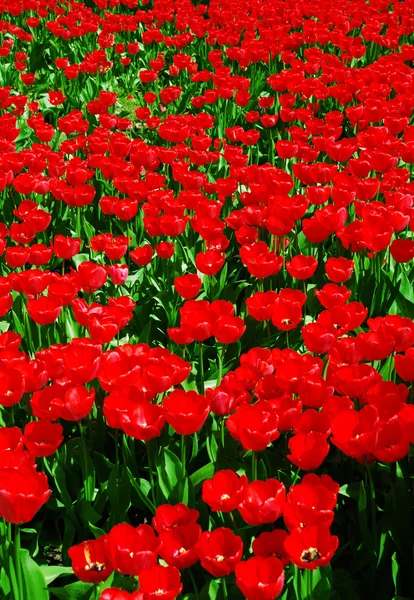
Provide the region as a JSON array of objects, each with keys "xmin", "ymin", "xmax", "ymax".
[
  {"xmin": 222, "ymin": 576, "xmax": 228, "ymax": 600},
  {"xmin": 221, "ymin": 417, "xmax": 226, "ymax": 451},
  {"xmin": 189, "ymin": 568, "xmax": 199, "ymax": 599},
  {"xmin": 180, "ymin": 435, "xmax": 186, "ymax": 473},
  {"xmin": 365, "ymin": 459, "xmax": 378, "ymax": 553},
  {"xmin": 217, "ymin": 343, "xmax": 225, "ymax": 385},
  {"xmin": 14, "ymin": 525, "xmax": 22, "ymax": 600},
  {"xmin": 306, "ymin": 568, "xmax": 313, "ymax": 599},
  {"xmin": 252, "ymin": 451, "xmax": 258, "ymax": 481},
  {"xmin": 78, "ymin": 423, "xmax": 93, "ymax": 503},
  {"xmin": 199, "ymin": 342, "xmax": 205, "ymax": 394},
  {"xmin": 147, "ymin": 441, "xmax": 156, "ymax": 508}
]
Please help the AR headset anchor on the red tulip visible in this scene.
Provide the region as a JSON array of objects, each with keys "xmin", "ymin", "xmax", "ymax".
[
  {"xmin": 51, "ymin": 235, "xmax": 81, "ymax": 259},
  {"xmin": 63, "ymin": 342, "xmax": 101, "ymax": 384},
  {"xmin": 315, "ymin": 284, "xmax": 352, "ymax": 308},
  {"xmin": 31, "ymin": 382, "xmax": 95, "ymax": 421},
  {"xmin": 174, "ymin": 274, "xmax": 202, "ymax": 299},
  {"xmin": 0, "ymin": 427, "xmax": 23, "ymax": 453},
  {"xmin": 331, "ymin": 406, "xmax": 379, "ymax": 461},
  {"xmin": 195, "ymin": 249, "xmax": 225, "ymax": 275},
  {"xmin": 120, "ymin": 403, "xmax": 165, "ymax": 442},
  {"xmin": 163, "ymin": 389, "xmax": 210, "ymax": 435},
  {"xmin": 100, "ymin": 589, "xmax": 131, "ymax": 600},
  {"xmin": 325, "ymin": 257, "xmax": 354, "ymax": 282},
  {"xmin": 286, "ymin": 255, "xmax": 318, "ymax": 280},
  {"xmin": 153, "ymin": 503, "xmax": 199, "ymax": 534},
  {"xmin": 202, "ymin": 470, "xmax": 247, "ymax": 512},
  {"xmin": 27, "ymin": 296, "xmax": 62, "ymax": 325},
  {"xmin": 138, "ymin": 565, "xmax": 182, "ymax": 600},
  {"xmin": 106, "ymin": 523, "xmax": 159, "ymax": 576},
  {"xmin": 77, "ymin": 262, "xmax": 108, "ymax": 293},
  {"xmin": 227, "ymin": 402, "xmax": 279, "ymax": 451},
  {"xmin": 284, "ymin": 524, "xmax": 338, "ymax": 570},
  {"xmin": 69, "ymin": 536, "xmax": 113, "ymax": 583},
  {"xmin": 196, "ymin": 527, "xmax": 243, "ymax": 577},
  {"xmin": 287, "ymin": 431, "xmax": 330, "ymax": 470},
  {"xmin": 283, "ymin": 475, "xmax": 338, "ymax": 531},
  {"xmin": 394, "ymin": 348, "xmax": 414, "ymax": 381},
  {"xmin": 238, "ymin": 479, "xmax": 286, "ymax": 526},
  {"xmin": 158, "ymin": 523, "xmax": 201, "ymax": 569},
  {"xmin": 130, "ymin": 245, "xmax": 154, "ymax": 266},
  {"xmin": 23, "ymin": 420, "xmax": 63, "ymax": 457},
  {"xmin": 235, "ymin": 556, "xmax": 285, "ymax": 600},
  {"xmin": 247, "ymin": 291, "xmax": 279, "ymax": 321},
  {"xmin": 0, "ymin": 466, "xmax": 51, "ymax": 524},
  {"xmin": 252, "ymin": 530, "xmax": 291, "ymax": 567},
  {"xmin": 0, "ymin": 367, "xmax": 24, "ymax": 407}
]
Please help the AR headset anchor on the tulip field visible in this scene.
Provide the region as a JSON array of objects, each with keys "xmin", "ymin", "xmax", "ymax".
[{"xmin": 0, "ymin": 0, "xmax": 414, "ymax": 598}]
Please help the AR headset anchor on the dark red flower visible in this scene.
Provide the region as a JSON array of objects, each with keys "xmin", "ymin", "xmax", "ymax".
[
  {"xmin": 158, "ymin": 523, "xmax": 201, "ymax": 569},
  {"xmin": 163, "ymin": 390, "xmax": 210, "ymax": 435},
  {"xmin": 119, "ymin": 403, "xmax": 165, "ymax": 442},
  {"xmin": 153, "ymin": 503, "xmax": 199, "ymax": 534},
  {"xmin": 227, "ymin": 402, "xmax": 279, "ymax": 451},
  {"xmin": 284, "ymin": 524, "xmax": 338, "ymax": 570},
  {"xmin": 325, "ymin": 257, "xmax": 354, "ymax": 283},
  {"xmin": 138, "ymin": 565, "xmax": 182, "ymax": 600},
  {"xmin": 51, "ymin": 235, "xmax": 81, "ymax": 259},
  {"xmin": 286, "ymin": 255, "xmax": 318, "ymax": 280},
  {"xmin": 0, "ymin": 466, "xmax": 51, "ymax": 524},
  {"xmin": 331, "ymin": 406, "xmax": 379, "ymax": 461},
  {"xmin": 174, "ymin": 274, "xmax": 202, "ymax": 299},
  {"xmin": 394, "ymin": 348, "xmax": 414, "ymax": 381},
  {"xmin": 23, "ymin": 420, "xmax": 63, "ymax": 457},
  {"xmin": 106, "ymin": 523, "xmax": 159, "ymax": 576},
  {"xmin": 196, "ymin": 527, "xmax": 243, "ymax": 577},
  {"xmin": 69, "ymin": 536, "xmax": 113, "ymax": 583},
  {"xmin": 235, "ymin": 557, "xmax": 285, "ymax": 600},
  {"xmin": 252, "ymin": 530, "xmax": 291, "ymax": 567},
  {"xmin": 287, "ymin": 432, "xmax": 330, "ymax": 470},
  {"xmin": 27, "ymin": 297, "xmax": 62, "ymax": 325},
  {"xmin": 202, "ymin": 470, "xmax": 247, "ymax": 512},
  {"xmin": 0, "ymin": 367, "xmax": 24, "ymax": 407},
  {"xmin": 99, "ymin": 589, "xmax": 131, "ymax": 600},
  {"xmin": 283, "ymin": 475, "xmax": 338, "ymax": 531},
  {"xmin": 238, "ymin": 479, "xmax": 286, "ymax": 526}
]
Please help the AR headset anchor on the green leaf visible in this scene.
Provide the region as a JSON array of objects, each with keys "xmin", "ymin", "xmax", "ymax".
[
  {"xmin": 71, "ymin": 254, "xmax": 90, "ymax": 269},
  {"xmin": 391, "ymin": 552, "xmax": 400, "ymax": 594},
  {"xmin": 49, "ymin": 581, "xmax": 93, "ymax": 600},
  {"xmin": 125, "ymin": 466, "xmax": 155, "ymax": 514},
  {"xmin": 155, "ymin": 447, "xmax": 183, "ymax": 501},
  {"xmin": 39, "ymin": 565, "xmax": 73, "ymax": 586},
  {"xmin": 20, "ymin": 549, "xmax": 49, "ymax": 600},
  {"xmin": 88, "ymin": 523, "xmax": 106, "ymax": 539},
  {"xmin": 200, "ymin": 577, "xmax": 220, "ymax": 600},
  {"xmin": 190, "ymin": 463, "xmax": 215, "ymax": 489},
  {"xmin": 107, "ymin": 466, "xmax": 131, "ymax": 526},
  {"xmin": 75, "ymin": 500, "xmax": 101, "ymax": 528}
]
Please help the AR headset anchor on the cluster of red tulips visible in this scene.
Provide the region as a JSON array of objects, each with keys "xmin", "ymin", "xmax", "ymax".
[
  {"xmin": 0, "ymin": 0, "xmax": 413, "ymax": 598},
  {"xmin": 70, "ymin": 471, "xmax": 340, "ymax": 599}
]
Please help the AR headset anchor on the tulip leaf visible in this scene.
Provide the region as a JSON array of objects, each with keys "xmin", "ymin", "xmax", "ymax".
[
  {"xmin": 155, "ymin": 447, "xmax": 183, "ymax": 501},
  {"xmin": 20, "ymin": 549, "xmax": 49, "ymax": 600},
  {"xmin": 125, "ymin": 466, "xmax": 155, "ymax": 514},
  {"xmin": 190, "ymin": 463, "xmax": 215, "ymax": 489},
  {"xmin": 39, "ymin": 565, "xmax": 73, "ymax": 586},
  {"xmin": 49, "ymin": 581, "xmax": 93, "ymax": 600}
]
